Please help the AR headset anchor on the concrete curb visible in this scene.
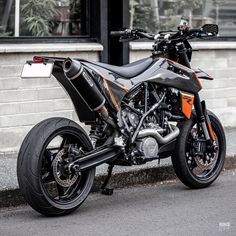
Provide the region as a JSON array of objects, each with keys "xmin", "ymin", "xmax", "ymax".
[{"xmin": 0, "ymin": 155, "xmax": 235, "ymax": 209}]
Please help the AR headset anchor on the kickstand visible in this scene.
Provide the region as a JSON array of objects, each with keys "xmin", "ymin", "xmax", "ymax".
[{"xmin": 101, "ymin": 164, "xmax": 114, "ymax": 196}]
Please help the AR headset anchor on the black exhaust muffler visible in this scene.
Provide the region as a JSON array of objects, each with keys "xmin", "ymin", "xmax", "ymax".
[{"xmin": 63, "ymin": 58, "xmax": 105, "ymax": 111}]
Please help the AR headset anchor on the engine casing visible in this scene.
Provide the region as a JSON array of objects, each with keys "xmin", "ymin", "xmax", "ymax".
[{"xmin": 136, "ymin": 137, "xmax": 159, "ymax": 158}]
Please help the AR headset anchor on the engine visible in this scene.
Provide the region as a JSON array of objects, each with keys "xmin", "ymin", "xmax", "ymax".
[
  {"xmin": 121, "ymin": 84, "xmax": 180, "ymax": 163},
  {"xmin": 122, "ymin": 107, "xmax": 162, "ymax": 159},
  {"xmin": 62, "ymin": 58, "xmax": 180, "ymax": 165}
]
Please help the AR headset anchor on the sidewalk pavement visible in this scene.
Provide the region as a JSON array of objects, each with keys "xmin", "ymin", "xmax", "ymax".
[{"xmin": 0, "ymin": 127, "xmax": 235, "ymax": 208}]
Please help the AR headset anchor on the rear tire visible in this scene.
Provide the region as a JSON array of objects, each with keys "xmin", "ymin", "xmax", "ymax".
[
  {"xmin": 171, "ymin": 110, "xmax": 226, "ymax": 189},
  {"xmin": 17, "ymin": 117, "xmax": 95, "ymax": 216}
]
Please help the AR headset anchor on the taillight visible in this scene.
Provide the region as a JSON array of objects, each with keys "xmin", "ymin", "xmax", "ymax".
[{"xmin": 33, "ymin": 56, "xmax": 44, "ymax": 63}]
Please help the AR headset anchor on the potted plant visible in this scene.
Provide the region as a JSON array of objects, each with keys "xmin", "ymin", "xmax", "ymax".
[{"xmin": 21, "ymin": 0, "xmax": 59, "ymax": 36}]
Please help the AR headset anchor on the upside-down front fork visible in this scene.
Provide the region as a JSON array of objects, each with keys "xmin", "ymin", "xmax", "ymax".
[{"xmin": 194, "ymin": 94, "xmax": 215, "ymax": 144}]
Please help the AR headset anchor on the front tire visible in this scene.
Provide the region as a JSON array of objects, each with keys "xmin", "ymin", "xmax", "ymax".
[
  {"xmin": 17, "ymin": 117, "xmax": 95, "ymax": 216},
  {"xmin": 171, "ymin": 110, "xmax": 226, "ymax": 189}
]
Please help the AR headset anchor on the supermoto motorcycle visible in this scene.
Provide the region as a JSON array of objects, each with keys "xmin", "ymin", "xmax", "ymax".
[{"xmin": 18, "ymin": 22, "xmax": 226, "ymax": 216}]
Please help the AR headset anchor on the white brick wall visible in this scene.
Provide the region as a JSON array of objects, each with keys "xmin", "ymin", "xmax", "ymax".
[{"xmin": 0, "ymin": 43, "xmax": 101, "ymax": 157}]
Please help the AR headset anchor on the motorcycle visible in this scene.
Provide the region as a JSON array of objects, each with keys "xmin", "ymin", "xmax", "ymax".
[{"xmin": 18, "ymin": 22, "xmax": 226, "ymax": 216}]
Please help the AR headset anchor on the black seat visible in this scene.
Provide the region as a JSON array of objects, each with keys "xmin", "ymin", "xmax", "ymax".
[{"xmin": 87, "ymin": 57, "xmax": 153, "ymax": 78}]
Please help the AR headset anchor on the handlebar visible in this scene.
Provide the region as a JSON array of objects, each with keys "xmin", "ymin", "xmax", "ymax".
[
  {"xmin": 188, "ymin": 28, "xmax": 201, "ymax": 34},
  {"xmin": 110, "ymin": 29, "xmax": 180, "ymax": 41},
  {"xmin": 136, "ymin": 31, "xmax": 155, "ymax": 40},
  {"xmin": 110, "ymin": 29, "xmax": 154, "ymax": 41},
  {"xmin": 110, "ymin": 26, "xmax": 216, "ymax": 43}
]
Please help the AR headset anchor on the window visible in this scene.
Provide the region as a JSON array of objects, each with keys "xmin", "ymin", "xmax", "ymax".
[
  {"xmin": 0, "ymin": 0, "xmax": 89, "ymax": 37},
  {"xmin": 130, "ymin": 0, "xmax": 236, "ymax": 37}
]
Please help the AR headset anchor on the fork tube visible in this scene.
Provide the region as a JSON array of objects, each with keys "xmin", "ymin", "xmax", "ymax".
[
  {"xmin": 176, "ymin": 43, "xmax": 191, "ymax": 68},
  {"xmin": 194, "ymin": 94, "xmax": 210, "ymax": 140},
  {"xmin": 178, "ymin": 51, "xmax": 191, "ymax": 68}
]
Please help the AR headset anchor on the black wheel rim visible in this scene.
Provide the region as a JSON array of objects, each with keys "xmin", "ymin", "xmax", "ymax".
[
  {"xmin": 185, "ymin": 121, "xmax": 221, "ymax": 180},
  {"xmin": 39, "ymin": 129, "xmax": 92, "ymax": 207}
]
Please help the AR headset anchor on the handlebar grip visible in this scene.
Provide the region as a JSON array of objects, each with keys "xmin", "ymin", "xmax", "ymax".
[{"xmin": 110, "ymin": 31, "xmax": 126, "ymax": 37}]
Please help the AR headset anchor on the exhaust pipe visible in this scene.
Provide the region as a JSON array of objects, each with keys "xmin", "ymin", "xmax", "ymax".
[
  {"xmin": 63, "ymin": 58, "xmax": 105, "ymax": 111},
  {"xmin": 138, "ymin": 125, "xmax": 180, "ymax": 144},
  {"xmin": 63, "ymin": 58, "xmax": 116, "ymax": 128}
]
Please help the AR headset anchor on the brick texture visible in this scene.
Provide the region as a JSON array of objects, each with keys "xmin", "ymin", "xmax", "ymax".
[{"xmin": 0, "ymin": 50, "xmax": 99, "ymax": 156}]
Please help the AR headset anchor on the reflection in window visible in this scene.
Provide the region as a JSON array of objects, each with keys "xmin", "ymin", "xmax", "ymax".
[
  {"xmin": 0, "ymin": 0, "xmax": 15, "ymax": 36},
  {"xmin": 130, "ymin": 0, "xmax": 236, "ymax": 36},
  {"xmin": 0, "ymin": 0, "xmax": 88, "ymax": 37}
]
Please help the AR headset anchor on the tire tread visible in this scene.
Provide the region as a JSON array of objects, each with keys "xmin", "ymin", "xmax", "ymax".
[{"xmin": 17, "ymin": 117, "xmax": 95, "ymax": 216}]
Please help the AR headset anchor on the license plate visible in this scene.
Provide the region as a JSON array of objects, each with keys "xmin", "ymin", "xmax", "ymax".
[{"xmin": 21, "ymin": 62, "xmax": 54, "ymax": 79}]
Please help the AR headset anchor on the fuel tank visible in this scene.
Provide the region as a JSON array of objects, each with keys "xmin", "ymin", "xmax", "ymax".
[{"xmin": 130, "ymin": 58, "xmax": 202, "ymax": 94}]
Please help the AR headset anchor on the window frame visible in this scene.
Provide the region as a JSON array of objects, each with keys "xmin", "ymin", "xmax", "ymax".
[{"xmin": 0, "ymin": 0, "xmax": 95, "ymax": 43}]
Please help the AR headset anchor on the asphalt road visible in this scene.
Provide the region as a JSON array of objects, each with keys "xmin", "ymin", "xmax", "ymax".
[{"xmin": 0, "ymin": 170, "xmax": 236, "ymax": 236}]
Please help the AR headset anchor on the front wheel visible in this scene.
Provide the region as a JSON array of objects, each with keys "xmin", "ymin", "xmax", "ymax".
[
  {"xmin": 17, "ymin": 117, "xmax": 95, "ymax": 216},
  {"xmin": 171, "ymin": 110, "xmax": 226, "ymax": 189}
]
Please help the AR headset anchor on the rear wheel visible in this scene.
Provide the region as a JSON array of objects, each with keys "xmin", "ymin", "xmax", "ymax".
[
  {"xmin": 171, "ymin": 110, "xmax": 226, "ymax": 188},
  {"xmin": 17, "ymin": 117, "xmax": 95, "ymax": 216}
]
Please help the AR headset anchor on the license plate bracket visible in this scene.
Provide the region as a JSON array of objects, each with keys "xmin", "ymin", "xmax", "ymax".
[{"xmin": 21, "ymin": 62, "xmax": 54, "ymax": 79}]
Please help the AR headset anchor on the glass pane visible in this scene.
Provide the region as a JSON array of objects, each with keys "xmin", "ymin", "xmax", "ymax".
[
  {"xmin": 0, "ymin": 0, "xmax": 88, "ymax": 37},
  {"xmin": 0, "ymin": 0, "xmax": 15, "ymax": 36},
  {"xmin": 130, "ymin": 0, "xmax": 236, "ymax": 36}
]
